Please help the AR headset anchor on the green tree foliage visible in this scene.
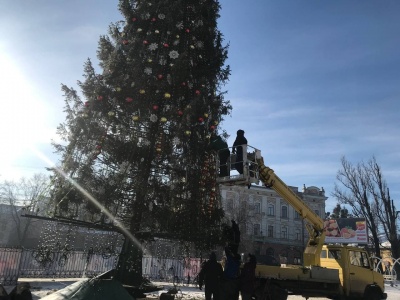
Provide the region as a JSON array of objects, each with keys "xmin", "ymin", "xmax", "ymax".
[
  {"xmin": 327, "ymin": 203, "xmax": 349, "ymax": 219},
  {"xmin": 49, "ymin": 0, "xmax": 231, "ymax": 285}
]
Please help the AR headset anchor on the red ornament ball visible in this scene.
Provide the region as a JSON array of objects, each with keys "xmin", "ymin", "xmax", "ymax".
[
  {"xmin": 198, "ymin": 117, "xmax": 204, "ymax": 123},
  {"xmin": 195, "ymin": 90, "xmax": 201, "ymax": 95},
  {"xmin": 153, "ymin": 105, "xmax": 159, "ymax": 110},
  {"xmin": 126, "ymin": 97, "xmax": 133, "ymax": 103},
  {"xmin": 163, "ymin": 43, "xmax": 169, "ymax": 48},
  {"xmin": 122, "ymin": 40, "xmax": 129, "ymax": 45},
  {"xmin": 97, "ymin": 96, "xmax": 103, "ymax": 101},
  {"xmin": 177, "ymin": 110, "xmax": 183, "ymax": 116},
  {"xmin": 143, "ymin": 40, "xmax": 149, "ymax": 45},
  {"xmin": 157, "ymin": 74, "xmax": 163, "ymax": 80}
]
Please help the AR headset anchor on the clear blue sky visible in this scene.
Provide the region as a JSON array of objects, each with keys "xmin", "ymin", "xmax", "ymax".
[{"xmin": 0, "ymin": 0, "xmax": 399, "ymax": 213}]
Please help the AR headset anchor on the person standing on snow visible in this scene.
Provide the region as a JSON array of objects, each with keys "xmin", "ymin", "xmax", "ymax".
[
  {"xmin": 240, "ymin": 254, "xmax": 257, "ymax": 300},
  {"xmin": 232, "ymin": 130, "xmax": 247, "ymax": 174},
  {"xmin": 221, "ymin": 246, "xmax": 241, "ymax": 300},
  {"xmin": 198, "ymin": 252, "xmax": 224, "ymax": 300}
]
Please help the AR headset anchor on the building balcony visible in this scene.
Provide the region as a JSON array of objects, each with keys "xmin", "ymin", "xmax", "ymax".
[{"xmin": 253, "ymin": 235, "xmax": 265, "ymax": 242}]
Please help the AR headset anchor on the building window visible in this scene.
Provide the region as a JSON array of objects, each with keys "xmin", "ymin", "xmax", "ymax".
[
  {"xmin": 268, "ymin": 204, "xmax": 274, "ymax": 216},
  {"xmin": 281, "ymin": 226, "xmax": 288, "ymax": 239},
  {"xmin": 253, "ymin": 224, "xmax": 261, "ymax": 236},
  {"xmin": 227, "ymin": 198, "xmax": 234, "ymax": 210},
  {"xmin": 294, "ymin": 211, "xmax": 300, "ymax": 219},
  {"xmin": 281, "ymin": 206, "xmax": 288, "ymax": 218},
  {"xmin": 295, "ymin": 229, "xmax": 301, "ymax": 241},
  {"xmin": 267, "ymin": 225, "xmax": 274, "ymax": 238},
  {"xmin": 254, "ymin": 202, "xmax": 261, "ymax": 214},
  {"xmin": 240, "ymin": 200, "xmax": 248, "ymax": 211}
]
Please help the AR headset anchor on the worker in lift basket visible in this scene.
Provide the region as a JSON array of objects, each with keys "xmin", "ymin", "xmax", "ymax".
[
  {"xmin": 232, "ymin": 130, "xmax": 247, "ymax": 174},
  {"xmin": 209, "ymin": 134, "xmax": 230, "ymax": 177}
]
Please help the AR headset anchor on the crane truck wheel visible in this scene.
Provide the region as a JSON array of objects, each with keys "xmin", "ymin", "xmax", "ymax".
[
  {"xmin": 364, "ymin": 287, "xmax": 383, "ymax": 300},
  {"xmin": 255, "ymin": 280, "xmax": 288, "ymax": 300}
]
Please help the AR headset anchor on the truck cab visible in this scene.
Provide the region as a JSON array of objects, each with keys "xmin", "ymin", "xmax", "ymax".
[{"xmin": 321, "ymin": 245, "xmax": 386, "ymax": 299}]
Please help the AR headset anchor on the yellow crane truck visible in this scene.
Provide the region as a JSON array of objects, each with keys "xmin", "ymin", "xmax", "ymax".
[{"xmin": 217, "ymin": 147, "xmax": 387, "ymax": 300}]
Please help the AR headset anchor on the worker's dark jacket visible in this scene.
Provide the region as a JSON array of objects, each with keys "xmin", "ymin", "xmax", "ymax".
[{"xmin": 199, "ymin": 259, "xmax": 224, "ymax": 288}]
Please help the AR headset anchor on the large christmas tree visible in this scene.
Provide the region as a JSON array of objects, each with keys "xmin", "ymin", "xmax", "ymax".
[{"xmin": 50, "ymin": 0, "xmax": 230, "ymax": 285}]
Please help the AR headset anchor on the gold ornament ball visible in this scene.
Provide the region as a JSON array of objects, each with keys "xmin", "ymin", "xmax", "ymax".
[
  {"xmin": 164, "ymin": 92, "xmax": 171, "ymax": 98},
  {"xmin": 108, "ymin": 111, "xmax": 115, "ymax": 117},
  {"xmin": 185, "ymin": 130, "xmax": 191, "ymax": 136},
  {"xmin": 160, "ymin": 117, "xmax": 167, "ymax": 122},
  {"xmin": 140, "ymin": 89, "xmax": 146, "ymax": 94},
  {"xmin": 132, "ymin": 116, "xmax": 140, "ymax": 121},
  {"xmin": 116, "ymin": 87, "xmax": 122, "ymax": 92},
  {"xmin": 204, "ymin": 113, "xmax": 209, "ymax": 118}
]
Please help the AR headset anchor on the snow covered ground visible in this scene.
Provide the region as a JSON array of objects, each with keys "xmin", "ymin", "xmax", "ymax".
[{"xmin": 4, "ymin": 278, "xmax": 400, "ymax": 299}]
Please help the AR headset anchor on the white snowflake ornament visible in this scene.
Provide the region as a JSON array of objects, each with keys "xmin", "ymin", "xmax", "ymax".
[
  {"xmin": 173, "ymin": 137, "xmax": 180, "ymax": 145},
  {"xmin": 150, "ymin": 114, "xmax": 158, "ymax": 122},
  {"xmin": 176, "ymin": 22, "xmax": 183, "ymax": 30},
  {"xmin": 169, "ymin": 50, "xmax": 179, "ymax": 59},
  {"xmin": 149, "ymin": 43, "xmax": 158, "ymax": 51}
]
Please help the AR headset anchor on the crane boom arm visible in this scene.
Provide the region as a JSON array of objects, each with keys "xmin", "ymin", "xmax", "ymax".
[{"xmin": 256, "ymin": 155, "xmax": 325, "ymax": 266}]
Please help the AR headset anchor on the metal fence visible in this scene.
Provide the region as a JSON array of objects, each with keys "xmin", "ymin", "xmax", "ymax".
[
  {"xmin": 142, "ymin": 256, "xmax": 202, "ymax": 284},
  {"xmin": 0, "ymin": 247, "xmax": 203, "ymax": 287},
  {"xmin": 0, "ymin": 247, "xmax": 118, "ymax": 286}
]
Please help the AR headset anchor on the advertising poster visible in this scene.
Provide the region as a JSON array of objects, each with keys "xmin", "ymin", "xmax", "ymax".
[{"xmin": 323, "ymin": 218, "xmax": 368, "ymax": 244}]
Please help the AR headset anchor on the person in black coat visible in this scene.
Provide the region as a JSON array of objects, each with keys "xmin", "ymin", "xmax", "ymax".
[
  {"xmin": 240, "ymin": 254, "xmax": 257, "ymax": 300},
  {"xmin": 209, "ymin": 134, "xmax": 230, "ymax": 177},
  {"xmin": 232, "ymin": 130, "xmax": 247, "ymax": 174},
  {"xmin": 199, "ymin": 252, "xmax": 224, "ymax": 300}
]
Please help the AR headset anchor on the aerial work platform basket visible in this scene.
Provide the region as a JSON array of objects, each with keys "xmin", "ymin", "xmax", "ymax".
[{"xmin": 215, "ymin": 145, "xmax": 261, "ymax": 186}]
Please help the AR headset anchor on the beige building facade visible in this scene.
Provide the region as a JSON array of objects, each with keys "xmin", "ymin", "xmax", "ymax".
[{"xmin": 219, "ymin": 184, "xmax": 327, "ymax": 265}]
